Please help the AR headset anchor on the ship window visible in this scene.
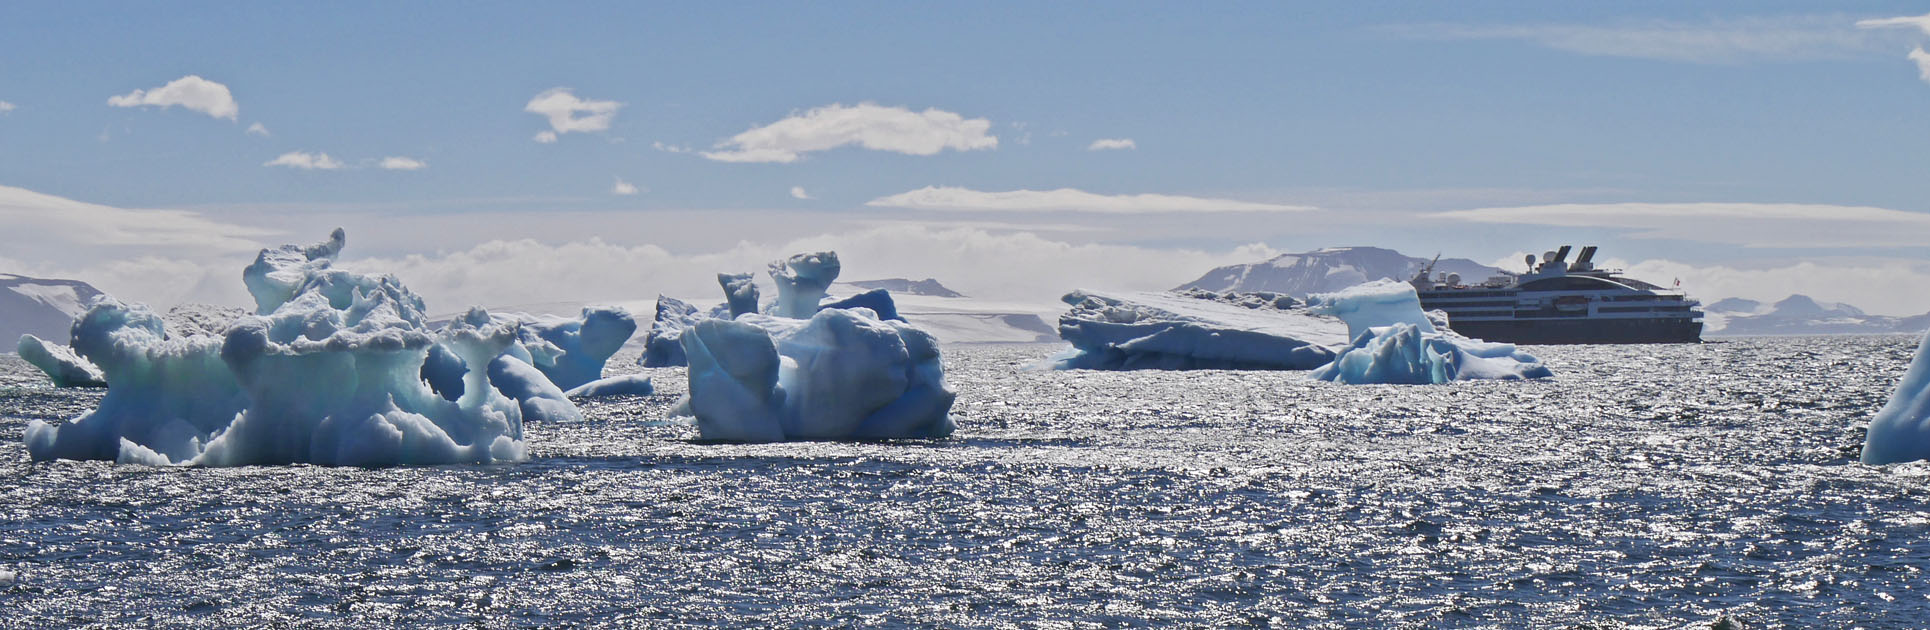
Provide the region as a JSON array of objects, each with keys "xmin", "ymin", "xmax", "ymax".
[{"xmin": 1517, "ymin": 276, "xmax": 1631, "ymax": 292}]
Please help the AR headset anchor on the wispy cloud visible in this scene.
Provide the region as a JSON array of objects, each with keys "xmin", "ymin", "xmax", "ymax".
[
  {"xmin": 790, "ymin": 186, "xmax": 812, "ymax": 200},
  {"xmin": 379, "ymin": 156, "xmax": 427, "ymax": 171},
  {"xmin": 107, "ymin": 75, "xmax": 239, "ymax": 120},
  {"xmin": 0, "ymin": 184, "xmax": 276, "ymax": 252},
  {"xmin": 702, "ymin": 103, "xmax": 997, "ymax": 163},
  {"xmin": 1433, "ymin": 201, "xmax": 1930, "ymax": 247},
  {"xmin": 246, "ymin": 122, "xmax": 269, "ymax": 136},
  {"xmin": 264, "ymin": 151, "xmax": 344, "ymax": 170},
  {"xmin": 1087, "ymin": 138, "xmax": 1136, "ymax": 151},
  {"xmin": 611, "ymin": 177, "xmax": 639, "ymax": 195},
  {"xmin": 1392, "ymin": 16, "xmax": 1892, "ymax": 64},
  {"xmin": 867, "ymin": 186, "xmax": 1314, "ymax": 214},
  {"xmin": 1859, "ymin": 13, "xmax": 1930, "ymax": 83},
  {"xmin": 525, "ymin": 88, "xmax": 620, "ymax": 143},
  {"xmin": 0, "ymin": 101, "xmax": 15, "ymax": 114}
]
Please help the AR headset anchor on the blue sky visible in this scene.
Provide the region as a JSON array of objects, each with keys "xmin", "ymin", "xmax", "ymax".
[{"xmin": 6, "ymin": 2, "xmax": 1930, "ymax": 313}]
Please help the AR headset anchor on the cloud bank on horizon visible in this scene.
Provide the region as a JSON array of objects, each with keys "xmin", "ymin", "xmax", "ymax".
[{"xmin": 701, "ymin": 103, "xmax": 997, "ymax": 163}]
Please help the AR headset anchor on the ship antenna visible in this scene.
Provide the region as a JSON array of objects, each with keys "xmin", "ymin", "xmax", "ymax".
[{"xmin": 1412, "ymin": 253, "xmax": 1440, "ymax": 283}]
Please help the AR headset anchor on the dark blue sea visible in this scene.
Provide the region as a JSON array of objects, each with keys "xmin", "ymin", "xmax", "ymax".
[{"xmin": 2, "ymin": 336, "xmax": 1927, "ymax": 628}]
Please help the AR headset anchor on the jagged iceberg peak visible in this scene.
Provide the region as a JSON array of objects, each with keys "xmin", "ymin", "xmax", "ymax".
[
  {"xmin": 24, "ymin": 230, "xmax": 537, "ymax": 466},
  {"xmin": 768, "ymin": 251, "xmax": 840, "ymax": 318},
  {"xmin": 1862, "ymin": 332, "xmax": 1930, "ymax": 465},
  {"xmin": 718, "ymin": 272, "xmax": 759, "ymax": 319},
  {"xmin": 1304, "ymin": 280, "xmax": 1551, "ymax": 384}
]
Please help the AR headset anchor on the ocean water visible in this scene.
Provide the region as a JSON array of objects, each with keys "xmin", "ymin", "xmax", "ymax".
[{"xmin": 1, "ymin": 336, "xmax": 1927, "ymax": 628}]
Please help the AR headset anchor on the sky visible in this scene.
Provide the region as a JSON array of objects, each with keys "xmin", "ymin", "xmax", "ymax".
[{"xmin": 6, "ymin": 2, "xmax": 1930, "ymax": 315}]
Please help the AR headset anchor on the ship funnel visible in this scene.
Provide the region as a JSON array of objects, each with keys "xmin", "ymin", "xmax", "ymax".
[
  {"xmin": 1550, "ymin": 245, "xmax": 1571, "ymax": 264},
  {"xmin": 1569, "ymin": 245, "xmax": 1598, "ymax": 271}
]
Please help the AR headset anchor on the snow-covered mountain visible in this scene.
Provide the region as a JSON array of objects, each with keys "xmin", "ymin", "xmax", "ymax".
[
  {"xmin": 1, "ymin": 273, "xmax": 105, "ymax": 346},
  {"xmin": 1705, "ymin": 295, "xmax": 1930, "ymax": 336},
  {"xmin": 1176, "ymin": 246, "xmax": 1507, "ymax": 297}
]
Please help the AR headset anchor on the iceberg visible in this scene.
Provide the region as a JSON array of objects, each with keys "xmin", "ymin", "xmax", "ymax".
[
  {"xmin": 640, "ymin": 296, "xmax": 713, "ymax": 368},
  {"xmin": 565, "ymin": 373, "xmax": 654, "ymax": 398},
  {"xmin": 1050, "ymin": 290, "xmax": 1348, "ymax": 370},
  {"xmin": 1305, "ymin": 280, "xmax": 1552, "ymax": 384},
  {"xmin": 682, "ymin": 308, "xmax": 956, "ymax": 442},
  {"xmin": 719, "ymin": 272, "xmax": 759, "ymax": 318},
  {"xmin": 16, "ymin": 334, "xmax": 107, "ymax": 388},
  {"xmin": 821, "ymin": 288, "xmax": 902, "ymax": 321},
  {"xmin": 1862, "ymin": 332, "xmax": 1930, "ymax": 465},
  {"xmin": 505, "ymin": 306, "xmax": 636, "ymax": 391},
  {"xmin": 769, "ymin": 252, "xmax": 840, "ymax": 318},
  {"xmin": 23, "ymin": 230, "xmax": 540, "ymax": 466}
]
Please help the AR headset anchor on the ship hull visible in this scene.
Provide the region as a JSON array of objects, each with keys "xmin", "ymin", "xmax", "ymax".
[{"xmin": 1442, "ymin": 317, "xmax": 1703, "ymax": 345}]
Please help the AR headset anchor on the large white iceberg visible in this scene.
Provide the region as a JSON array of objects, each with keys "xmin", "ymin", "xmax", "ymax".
[
  {"xmin": 1862, "ymin": 332, "xmax": 1930, "ymax": 465},
  {"xmin": 23, "ymin": 230, "xmax": 540, "ymax": 466},
  {"xmin": 1305, "ymin": 280, "xmax": 1551, "ymax": 384},
  {"xmin": 682, "ymin": 308, "xmax": 956, "ymax": 442},
  {"xmin": 640, "ymin": 295, "xmax": 723, "ymax": 368},
  {"xmin": 16, "ymin": 333, "xmax": 107, "ymax": 388},
  {"xmin": 1050, "ymin": 289, "xmax": 1348, "ymax": 370}
]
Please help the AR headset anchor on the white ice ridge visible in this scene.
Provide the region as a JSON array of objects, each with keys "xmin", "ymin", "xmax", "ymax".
[
  {"xmin": 682, "ymin": 308, "xmax": 956, "ymax": 442},
  {"xmin": 1050, "ymin": 289, "xmax": 1348, "ymax": 370},
  {"xmin": 23, "ymin": 230, "xmax": 540, "ymax": 466},
  {"xmin": 1862, "ymin": 332, "xmax": 1930, "ymax": 465},
  {"xmin": 769, "ymin": 252, "xmax": 840, "ymax": 318},
  {"xmin": 1304, "ymin": 280, "xmax": 1552, "ymax": 384},
  {"xmin": 16, "ymin": 334, "xmax": 107, "ymax": 388}
]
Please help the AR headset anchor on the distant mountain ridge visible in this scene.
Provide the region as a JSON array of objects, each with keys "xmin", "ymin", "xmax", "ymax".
[
  {"xmin": 1705, "ymin": 294, "xmax": 1930, "ymax": 336},
  {"xmin": 1, "ymin": 273, "xmax": 106, "ymax": 346},
  {"xmin": 1176, "ymin": 246, "xmax": 1507, "ymax": 298},
  {"xmin": 843, "ymin": 278, "xmax": 965, "ymax": 298}
]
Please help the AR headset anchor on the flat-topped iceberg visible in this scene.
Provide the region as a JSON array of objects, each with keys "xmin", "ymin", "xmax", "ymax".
[
  {"xmin": 1862, "ymin": 332, "xmax": 1930, "ymax": 465},
  {"xmin": 16, "ymin": 333, "xmax": 106, "ymax": 388},
  {"xmin": 1050, "ymin": 289, "xmax": 1348, "ymax": 370},
  {"xmin": 1305, "ymin": 280, "xmax": 1551, "ymax": 384},
  {"xmin": 23, "ymin": 230, "xmax": 541, "ymax": 466}
]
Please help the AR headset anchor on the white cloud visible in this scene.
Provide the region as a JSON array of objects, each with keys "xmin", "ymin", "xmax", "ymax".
[
  {"xmin": 1087, "ymin": 138, "xmax": 1136, "ymax": 151},
  {"xmin": 106, "ymin": 75, "xmax": 239, "ymax": 120},
  {"xmin": 790, "ymin": 186, "xmax": 811, "ymax": 200},
  {"xmin": 1910, "ymin": 46, "xmax": 1930, "ymax": 82},
  {"xmin": 866, "ymin": 186, "xmax": 1315, "ymax": 214},
  {"xmin": 263, "ymin": 151, "xmax": 345, "ymax": 170},
  {"xmin": 1857, "ymin": 13, "xmax": 1930, "ymax": 36},
  {"xmin": 0, "ymin": 185, "xmax": 279, "ymax": 306},
  {"xmin": 379, "ymin": 156, "xmax": 427, "ymax": 171},
  {"xmin": 1399, "ymin": 16, "xmax": 1890, "ymax": 63},
  {"xmin": 246, "ymin": 122, "xmax": 269, "ymax": 136},
  {"xmin": 524, "ymin": 88, "xmax": 620, "ymax": 141},
  {"xmin": 651, "ymin": 141, "xmax": 690, "ymax": 153},
  {"xmin": 702, "ymin": 103, "xmax": 997, "ymax": 163},
  {"xmin": 0, "ymin": 101, "xmax": 15, "ymax": 114},
  {"xmin": 1432, "ymin": 201, "xmax": 1930, "ymax": 248},
  {"xmin": 612, "ymin": 177, "xmax": 639, "ymax": 195}
]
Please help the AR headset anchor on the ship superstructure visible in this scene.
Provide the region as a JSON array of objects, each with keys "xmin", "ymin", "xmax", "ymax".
[{"xmin": 1411, "ymin": 245, "xmax": 1703, "ymax": 344}]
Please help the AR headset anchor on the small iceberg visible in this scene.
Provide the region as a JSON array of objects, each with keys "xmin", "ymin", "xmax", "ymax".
[
  {"xmin": 1862, "ymin": 332, "xmax": 1930, "ymax": 465},
  {"xmin": 1305, "ymin": 280, "xmax": 1552, "ymax": 384},
  {"xmin": 1050, "ymin": 289, "xmax": 1348, "ymax": 370}
]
